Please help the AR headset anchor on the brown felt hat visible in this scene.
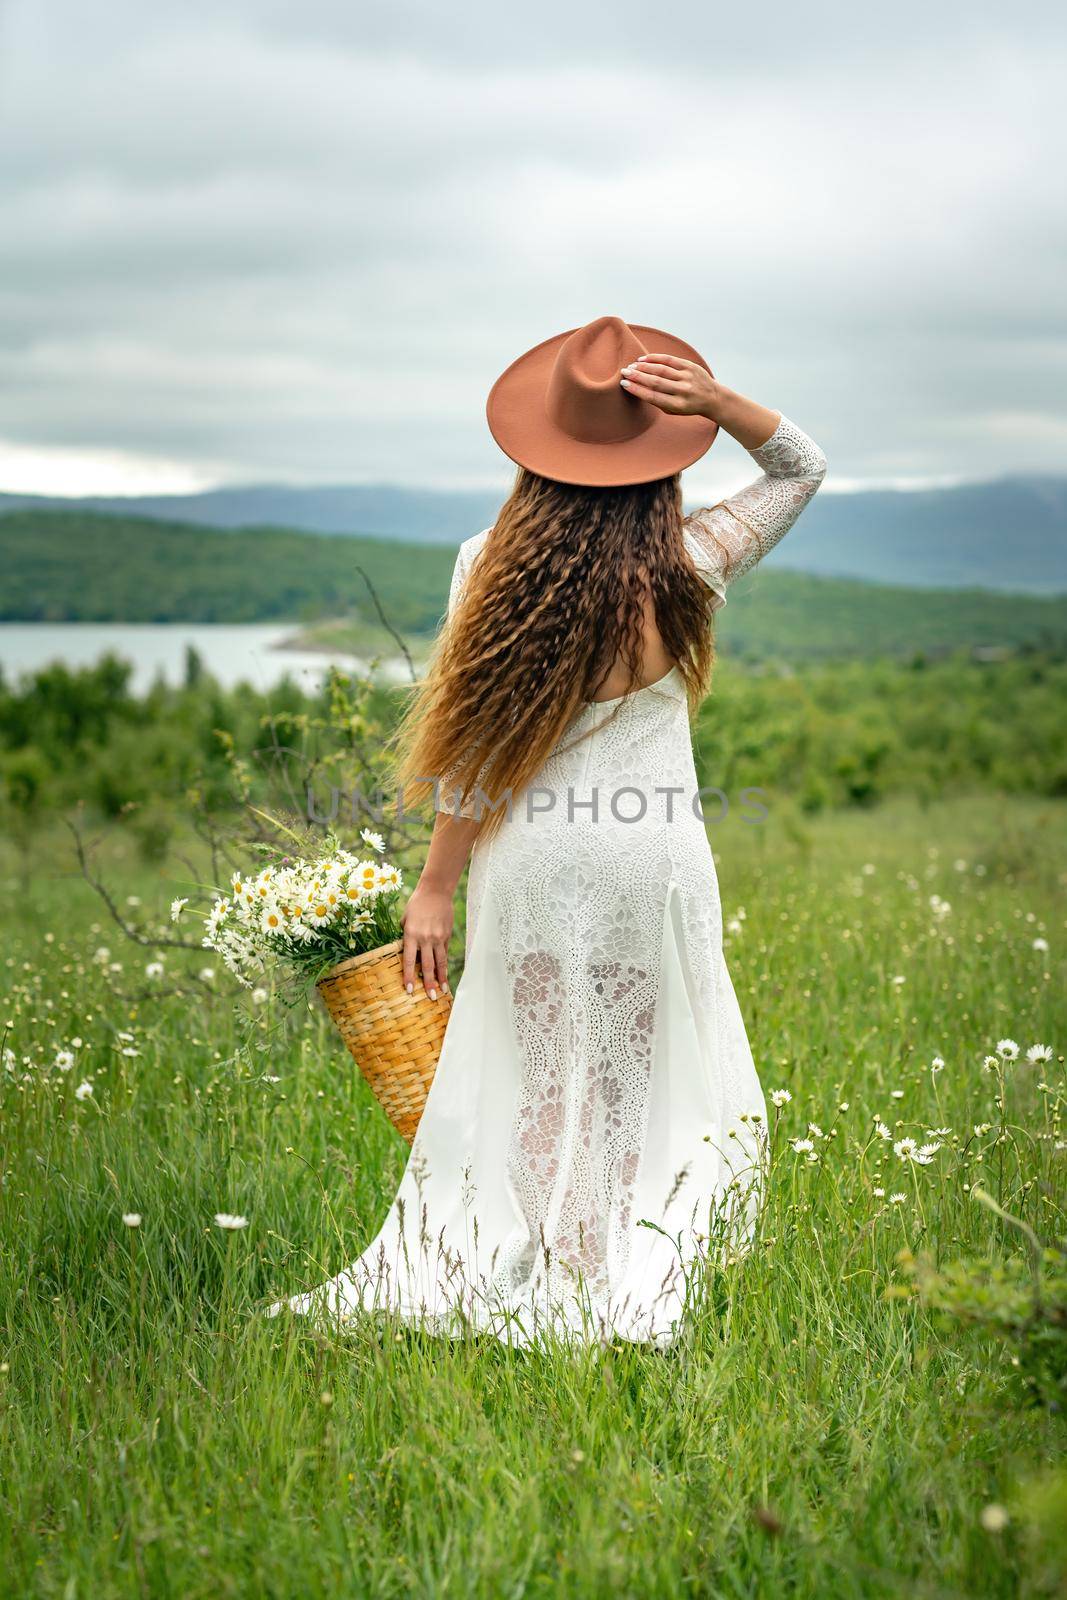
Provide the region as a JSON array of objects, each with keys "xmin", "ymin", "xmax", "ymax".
[{"xmin": 486, "ymin": 314, "xmax": 718, "ymax": 487}]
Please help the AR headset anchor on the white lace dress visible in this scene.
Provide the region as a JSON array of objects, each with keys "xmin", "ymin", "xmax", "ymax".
[{"xmin": 270, "ymin": 416, "xmax": 827, "ymax": 1349}]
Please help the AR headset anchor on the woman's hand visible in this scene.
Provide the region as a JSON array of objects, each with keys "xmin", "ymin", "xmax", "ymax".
[
  {"xmin": 621, "ymin": 356, "xmax": 782, "ymax": 451},
  {"xmin": 401, "ymin": 881, "xmax": 454, "ymax": 1000},
  {"xmin": 620, "ymin": 353, "xmax": 720, "ymax": 419}
]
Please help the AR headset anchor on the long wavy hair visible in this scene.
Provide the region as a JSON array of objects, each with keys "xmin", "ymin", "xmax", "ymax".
[{"xmin": 390, "ymin": 466, "xmax": 717, "ymax": 836}]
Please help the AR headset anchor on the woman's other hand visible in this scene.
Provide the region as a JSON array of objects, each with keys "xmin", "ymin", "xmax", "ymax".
[{"xmin": 401, "ymin": 882, "xmax": 454, "ymax": 1000}]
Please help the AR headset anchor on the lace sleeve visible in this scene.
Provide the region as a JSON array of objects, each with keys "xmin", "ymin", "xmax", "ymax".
[
  {"xmin": 447, "ymin": 543, "xmax": 472, "ymax": 618},
  {"xmin": 683, "ymin": 415, "xmax": 827, "ymax": 599}
]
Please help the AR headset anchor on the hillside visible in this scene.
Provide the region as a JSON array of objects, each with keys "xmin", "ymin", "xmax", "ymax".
[
  {"xmin": 2, "ymin": 472, "xmax": 1066, "ymax": 592},
  {"xmin": 2, "ymin": 506, "xmax": 1066, "ymax": 663},
  {"xmin": 0, "ymin": 509, "xmax": 456, "ymax": 633}
]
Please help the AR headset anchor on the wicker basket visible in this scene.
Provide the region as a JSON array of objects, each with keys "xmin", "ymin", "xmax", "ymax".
[{"xmin": 316, "ymin": 938, "xmax": 452, "ymax": 1143}]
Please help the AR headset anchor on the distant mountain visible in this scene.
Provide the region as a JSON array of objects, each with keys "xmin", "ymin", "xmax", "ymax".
[
  {"xmin": 1, "ymin": 473, "xmax": 1065, "ymax": 592},
  {"xmin": 0, "ymin": 483, "xmax": 504, "ymax": 543},
  {"xmin": 767, "ymin": 475, "xmax": 1067, "ymax": 594},
  {"xmin": 2, "ymin": 506, "xmax": 1065, "ymax": 661}
]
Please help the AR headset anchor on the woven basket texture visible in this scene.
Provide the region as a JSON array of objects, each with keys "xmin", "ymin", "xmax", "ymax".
[{"xmin": 317, "ymin": 938, "xmax": 451, "ymax": 1143}]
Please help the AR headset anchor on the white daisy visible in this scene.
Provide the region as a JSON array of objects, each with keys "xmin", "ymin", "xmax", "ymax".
[
  {"xmin": 214, "ymin": 1213, "xmax": 248, "ymax": 1230},
  {"xmin": 122, "ymin": 1213, "xmax": 142, "ymax": 1227},
  {"xmin": 360, "ymin": 828, "xmax": 387, "ymax": 854},
  {"xmin": 996, "ymin": 1039, "xmax": 1019, "ymax": 1061},
  {"xmin": 1026, "ymin": 1043, "xmax": 1053, "ymax": 1064},
  {"xmin": 170, "ymin": 898, "xmax": 189, "ymax": 922},
  {"xmin": 770, "ymin": 1088, "xmax": 792, "ymax": 1107},
  {"xmin": 259, "ymin": 905, "xmax": 287, "ymax": 937},
  {"xmin": 74, "ymin": 1081, "xmax": 93, "ymax": 1101}
]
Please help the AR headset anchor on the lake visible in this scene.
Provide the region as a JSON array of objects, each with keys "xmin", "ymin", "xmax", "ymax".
[{"xmin": 0, "ymin": 622, "xmax": 410, "ymax": 695}]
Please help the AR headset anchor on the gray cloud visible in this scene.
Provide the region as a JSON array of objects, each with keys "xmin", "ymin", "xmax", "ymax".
[{"xmin": 0, "ymin": 0, "xmax": 1064, "ymax": 496}]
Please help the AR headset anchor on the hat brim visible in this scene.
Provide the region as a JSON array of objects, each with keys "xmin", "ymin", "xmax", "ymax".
[{"xmin": 486, "ymin": 323, "xmax": 718, "ymax": 487}]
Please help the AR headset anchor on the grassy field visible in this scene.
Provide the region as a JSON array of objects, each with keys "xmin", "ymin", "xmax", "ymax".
[{"xmin": 1, "ymin": 790, "xmax": 1064, "ymax": 1597}]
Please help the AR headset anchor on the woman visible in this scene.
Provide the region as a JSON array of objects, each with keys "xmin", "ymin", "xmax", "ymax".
[{"xmin": 271, "ymin": 315, "xmax": 827, "ymax": 1348}]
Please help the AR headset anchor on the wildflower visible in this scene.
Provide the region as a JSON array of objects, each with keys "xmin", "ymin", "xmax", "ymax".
[
  {"xmin": 926, "ymin": 1127, "xmax": 952, "ymax": 1138},
  {"xmin": 54, "ymin": 1049, "xmax": 75, "ymax": 1073},
  {"xmin": 891, "ymin": 975, "xmax": 906, "ymax": 987},
  {"xmin": 252, "ymin": 988, "xmax": 268, "ymax": 1005},
  {"xmin": 122, "ymin": 1213, "xmax": 142, "ymax": 1227},
  {"xmin": 891, "ymin": 1089, "xmax": 904, "ymax": 1099},
  {"xmin": 93, "ymin": 947, "xmax": 110, "ymax": 965},
  {"xmin": 726, "ymin": 917, "xmax": 743, "ymax": 935},
  {"xmin": 930, "ymin": 1056, "xmax": 945, "ymax": 1073},
  {"xmin": 360, "ymin": 828, "xmax": 386, "ymax": 854},
  {"xmin": 974, "ymin": 1123, "xmax": 992, "ymax": 1137},
  {"xmin": 214, "ymin": 1213, "xmax": 248, "ymax": 1230},
  {"xmin": 1026, "ymin": 1043, "xmax": 1053, "ymax": 1064},
  {"xmin": 894, "ymin": 1137, "xmax": 918, "ymax": 1160},
  {"xmin": 353, "ymin": 860, "xmax": 380, "ymax": 895},
  {"xmin": 807, "ymin": 1123, "xmax": 823, "ymax": 1139},
  {"xmin": 915, "ymin": 1142, "xmax": 942, "ymax": 1164},
  {"xmin": 74, "ymin": 1081, "xmax": 93, "ymax": 1100},
  {"xmin": 770, "ymin": 1088, "xmax": 792, "ymax": 1108},
  {"xmin": 873, "ymin": 1187, "xmax": 885, "ymax": 1198},
  {"xmin": 790, "ymin": 1138, "xmax": 815, "ymax": 1155},
  {"xmin": 981, "ymin": 1056, "xmax": 998, "ymax": 1072},
  {"xmin": 145, "ymin": 961, "xmax": 164, "ymax": 979},
  {"xmin": 199, "ymin": 968, "xmax": 216, "ymax": 983},
  {"xmin": 996, "ymin": 1039, "xmax": 1019, "ymax": 1061},
  {"xmin": 980, "ymin": 1504, "xmax": 1009, "ymax": 1533},
  {"xmin": 170, "ymin": 898, "xmax": 189, "ymax": 922},
  {"xmin": 889, "ymin": 1193, "xmax": 907, "ymax": 1205},
  {"xmin": 1032, "ymin": 937, "xmax": 1049, "ymax": 953},
  {"xmin": 375, "ymin": 864, "xmax": 402, "ymax": 892}
]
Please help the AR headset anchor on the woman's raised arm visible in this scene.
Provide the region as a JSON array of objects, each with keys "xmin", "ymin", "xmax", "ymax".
[{"xmin": 620, "ymin": 355, "xmax": 827, "ymax": 594}]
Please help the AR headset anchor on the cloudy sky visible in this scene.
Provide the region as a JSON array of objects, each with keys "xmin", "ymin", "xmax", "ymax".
[{"xmin": 0, "ymin": 0, "xmax": 1063, "ymax": 500}]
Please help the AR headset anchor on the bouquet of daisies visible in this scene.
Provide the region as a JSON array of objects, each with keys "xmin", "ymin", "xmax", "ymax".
[{"xmin": 201, "ymin": 828, "xmax": 404, "ymax": 988}]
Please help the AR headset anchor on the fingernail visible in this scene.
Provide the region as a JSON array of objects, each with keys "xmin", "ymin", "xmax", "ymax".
[
  {"xmin": 405, "ymin": 982, "xmax": 413, "ymax": 994},
  {"xmin": 428, "ymin": 988, "xmax": 437, "ymax": 1000},
  {"xmin": 441, "ymin": 981, "xmax": 450, "ymax": 994},
  {"xmin": 620, "ymin": 378, "xmax": 632, "ymax": 389}
]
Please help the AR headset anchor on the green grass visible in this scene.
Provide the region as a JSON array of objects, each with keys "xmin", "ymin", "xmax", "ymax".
[{"xmin": 1, "ymin": 792, "xmax": 1064, "ymax": 1596}]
